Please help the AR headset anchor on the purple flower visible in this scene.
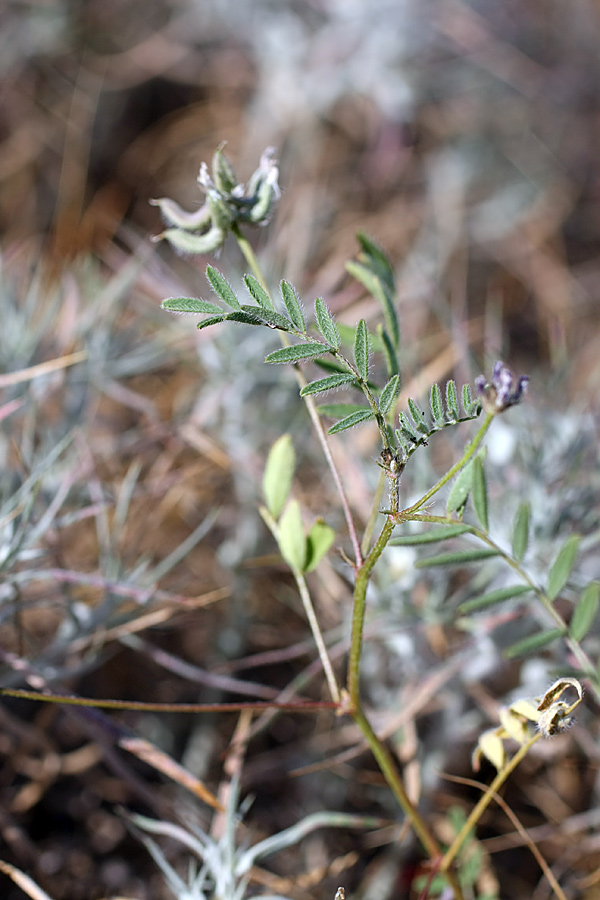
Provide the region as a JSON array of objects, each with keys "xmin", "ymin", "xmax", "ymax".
[{"xmin": 475, "ymin": 362, "xmax": 529, "ymax": 414}]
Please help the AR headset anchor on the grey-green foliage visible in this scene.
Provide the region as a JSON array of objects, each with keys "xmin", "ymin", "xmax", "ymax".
[{"xmin": 128, "ymin": 780, "xmax": 382, "ymax": 900}]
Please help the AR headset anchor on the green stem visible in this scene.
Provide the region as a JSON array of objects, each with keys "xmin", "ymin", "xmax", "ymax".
[
  {"xmin": 351, "ymin": 705, "xmax": 439, "ymax": 858},
  {"xmin": 348, "ymin": 517, "xmax": 394, "ymax": 707},
  {"xmin": 232, "ymin": 223, "xmax": 269, "ymax": 292},
  {"xmin": 346, "ymin": 515, "xmax": 465, "ymax": 897}
]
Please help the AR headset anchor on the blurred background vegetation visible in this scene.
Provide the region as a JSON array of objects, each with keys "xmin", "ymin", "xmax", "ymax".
[{"xmin": 1, "ymin": 1, "xmax": 599, "ymax": 898}]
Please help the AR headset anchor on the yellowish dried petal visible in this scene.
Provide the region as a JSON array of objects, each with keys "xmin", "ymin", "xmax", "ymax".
[{"xmin": 473, "ymin": 728, "xmax": 506, "ymax": 772}]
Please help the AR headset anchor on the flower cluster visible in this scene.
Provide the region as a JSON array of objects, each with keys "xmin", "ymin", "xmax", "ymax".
[
  {"xmin": 151, "ymin": 145, "xmax": 280, "ymax": 256},
  {"xmin": 475, "ymin": 361, "xmax": 529, "ymax": 415}
]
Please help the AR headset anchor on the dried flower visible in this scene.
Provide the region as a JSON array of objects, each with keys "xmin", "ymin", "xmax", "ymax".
[{"xmin": 475, "ymin": 361, "xmax": 529, "ymax": 415}]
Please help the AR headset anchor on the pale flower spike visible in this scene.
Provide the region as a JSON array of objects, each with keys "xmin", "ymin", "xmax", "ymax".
[
  {"xmin": 475, "ymin": 361, "xmax": 529, "ymax": 415},
  {"xmin": 151, "ymin": 146, "xmax": 280, "ymax": 256}
]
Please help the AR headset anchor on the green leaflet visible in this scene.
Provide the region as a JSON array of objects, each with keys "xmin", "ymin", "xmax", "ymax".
[
  {"xmin": 239, "ymin": 305, "xmax": 291, "ymax": 330},
  {"xmin": 471, "ymin": 454, "xmax": 488, "ymax": 532},
  {"xmin": 314, "ymin": 297, "xmax": 339, "ymax": 350},
  {"xmin": 346, "ymin": 243, "xmax": 399, "ymax": 351},
  {"xmin": 328, "ymin": 409, "xmax": 374, "ymax": 435},
  {"xmin": 378, "ymin": 374, "xmax": 400, "ymax": 416},
  {"xmin": 196, "ymin": 315, "xmax": 226, "ymax": 330},
  {"xmin": 354, "ymin": 319, "xmax": 369, "ymax": 380},
  {"xmin": 305, "ymin": 519, "xmax": 336, "ymax": 572},
  {"xmin": 504, "ymin": 628, "xmax": 564, "ymax": 659},
  {"xmin": 206, "ymin": 265, "xmax": 241, "ymax": 309},
  {"xmin": 225, "ymin": 310, "xmax": 268, "ymax": 326},
  {"xmin": 429, "ymin": 383, "xmax": 444, "ymax": 425},
  {"xmin": 512, "ymin": 502, "xmax": 530, "ymax": 562},
  {"xmin": 389, "ymin": 524, "xmax": 474, "ymax": 545},
  {"xmin": 446, "ymin": 461, "xmax": 474, "ymax": 516},
  {"xmin": 458, "ymin": 585, "xmax": 533, "ymax": 614},
  {"xmin": 280, "ymin": 281, "xmax": 306, "ymax": 332},
  {"xmin": 461, "ymin": 383, "xmax": 480, "ymax": 417},
  {"xmin": 415, "ymin": 549, "xmax": 498, "ymax": 568},
  {"xmin": 243, "ymin": 274, "xmax": 275, "ymax": 311},
  {"xmin": 407, "ymin": 398, "xmax": 429, "ymax": 434},
  {"xmin": 569, "ymin": 582, "xmax": 600, "ymax": 642},
  {"xmin": 446, "ymin": 380, "xmax": 459, "ymax": 421},
  {"xmin": 265, "ymin": 342, "xmax": 329, "ymax": 364},
  {"xmin": 356, "ymin": 232, "xmax": 395, "ymax": 295},
  {"xmin": 162, "ymin": 297, "xmax": 224, "ymax": 315},
  {"xmin": 300, "ymin": 374, "xmax": 356, "ymax": 396},
  {"xmin": 278, "ymin": 499, "xmax": 306, "ymax": 572},
  {"xmin": 547, "ymin": 535, "xmax": 580, "ymax": 601}
]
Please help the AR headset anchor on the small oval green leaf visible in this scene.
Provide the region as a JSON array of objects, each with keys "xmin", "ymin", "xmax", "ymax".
[
  {"xmin": 206, "ymin": 265, "xmax": 241, "ymax": 309},
  {"xmin": 265, "ymin": 342, "xmax": 329, "ymax": 364},
  {"xmin": 569, "ymin": 582, "xmax": 600, "ymax": 641},
  {"xmin": 547, "ymin": 535, "xmax": 580, "ymax": 601},
  {"xmin": 278, "ymin": 499, "xmax": 306, "ymax": 572},
  {"xmin": 162, "ymin": 297, "xmax": 224, "ymax": 315},
  {"xmin": 354, "ymin": 320, "xmax": 369, "ymax": 381},
  {"xmin": 300, "ymin": 374, "xmax": 356, "ymax": 396},
  {"xmin": 304, "ymin": 518, "xmax": 336, "ymax": 572},
  {"xmin": 263, "ymin": 434, "xmax": 296, "ymax": 519},
  {"xmin": 280, "ymin": 281, "xmax": 305, "ymax": 332},
  {"xmin": 472, "ymin": 454, "xmax": 488, "ymax": 532},
  {"xmin": 512, "ymin": 502, "xmax": 530, "ymax": 562},
  {"xmin": 504, "ymin": 629, "xmax": 564, "ymax": 659},
  {"xmin": 314, "ymin": 297, "xmax": 339, "ymax": 350},
  {"xmin": 328, "ymin": 409, "xmax": 374, "ymax": 435}
]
